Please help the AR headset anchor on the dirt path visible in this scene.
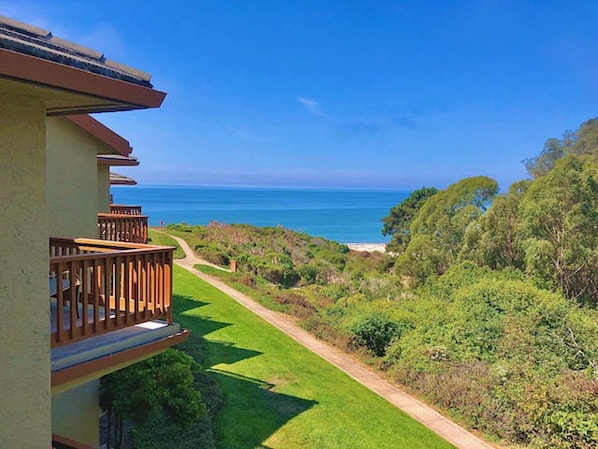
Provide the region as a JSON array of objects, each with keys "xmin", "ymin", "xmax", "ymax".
[{"xmin": 169, "ymin": 233, "xmax": 495, "ymax": 449}]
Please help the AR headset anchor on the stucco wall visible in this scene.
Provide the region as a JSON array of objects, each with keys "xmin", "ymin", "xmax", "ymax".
[
  {"xmin": 97, "ymin": 164, "xmax": 111, "ymax": 213},
  {"xmin": 0, "ymin": 92, "xmax": 51, "ymax": 448},
  {"xmin": 47, "ymin": 117, "xmax": 102, "ymax": 238},
  {"xmin": 52, "ymin": 380, "xmax": 100, "ymax": 446}
]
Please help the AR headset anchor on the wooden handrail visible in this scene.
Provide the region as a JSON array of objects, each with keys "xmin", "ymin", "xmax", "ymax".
[
  {"xmin": 97, "ymin": 213, "xmax": 148, "ymax": 244},
  {"xmin": 109, "ymin": 204, "xmax": 143, "ymax": 215},
  {"xmin": 49, "ymin": 237, "xmax": 174, "ymax": 348},
  {"xmin": 52, "ymin": 236, "xmax": 160, "ymax": 250}
]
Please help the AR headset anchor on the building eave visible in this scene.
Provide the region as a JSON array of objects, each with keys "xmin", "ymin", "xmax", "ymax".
[
  {"xmin": 110, "ymin": 172, "xmax": 137, "ymax": 185},
  {"xmin": 97, "ymin": 154, "xmax": 140, "ymax": 166},
  {"xmin": 66, "ymin": 115, "xmax": 132, "ymax": 156},
  {"xmin": 0, "ymin": 47, "xmax": 166, "ymax": 115}
]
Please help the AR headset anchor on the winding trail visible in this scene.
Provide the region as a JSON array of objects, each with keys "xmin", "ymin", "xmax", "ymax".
[{"xmin": 169, "ymin": 233, "xmax": 495, "ymax": 449}]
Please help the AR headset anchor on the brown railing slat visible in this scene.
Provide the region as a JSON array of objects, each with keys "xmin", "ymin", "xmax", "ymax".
[
  {"xmin": 93, "ymin": 259, "xmax": 100, "ymax": 333},
  {"xmin": 81, "ymin": 259, "xmax": 89, "ymax": 336},
  {"xmin": 104, "ymin": 256, "xmax": 112, "ymax": 330},
  {"xmin": 56, "ymin": 262, "xmax": 65, "ymax": 344}
]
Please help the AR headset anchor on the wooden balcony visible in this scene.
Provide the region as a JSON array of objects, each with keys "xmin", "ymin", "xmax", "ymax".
[
  {"xmin": 97, "ymin": 212, "xmax": 148, "ymax": 244},
  {"xmin": 49, "ymin": 237, "xmax": 173, "ymax": 348}
]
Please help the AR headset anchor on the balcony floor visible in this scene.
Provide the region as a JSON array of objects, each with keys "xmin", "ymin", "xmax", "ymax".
[{"xmin": 51, "ymin": 318, "xmax": 180, "ymax": 373}]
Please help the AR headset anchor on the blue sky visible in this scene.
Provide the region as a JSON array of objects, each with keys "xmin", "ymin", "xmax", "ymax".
[{"xmin": 4, "ymin": 1, "xmax": 598, "ymax": 190}]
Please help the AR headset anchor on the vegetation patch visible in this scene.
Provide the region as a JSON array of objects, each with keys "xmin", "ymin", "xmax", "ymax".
[
  {"xmin": 100, "ymin": 347, "xmax": 218, "ymax": 449},
  {"xmin": 171, "ymin": 266, "xmax": 454, "ymax": 449},
  {"xmin": 166, "ymin": 118, "xmax": 598, "ymax": 448}
]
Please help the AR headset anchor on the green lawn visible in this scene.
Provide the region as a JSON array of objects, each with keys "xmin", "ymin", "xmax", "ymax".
[
  {"xmin": 148, "ymin": 229, "xmax": 185, "ymax": 258},
  {"xmin": 172, "ymin": 266, "xmax": 454, "ymax": 449}
]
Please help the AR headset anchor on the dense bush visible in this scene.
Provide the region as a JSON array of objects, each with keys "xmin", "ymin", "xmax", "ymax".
[
  {"xmin": 130, "ymin": 336, "xmax": 224, "ymax": 449},
  {"xmin": 196, "ymin": 245, "xmax": 230, "ymax": 266},
  {"xmin": 100, "ymin": 349, "xmax": 207, "ymax": 448},
  {"xmin": 380, "ymin": 266, "xmax": 598, "ymax": 447},
  {"xmin": 168, "ymin": 222, "xmax": 194, "ymax": 233},
  {"xmin": 347, "ymin": 312, "xmax": 401, "ymax": 356},
  {"xmin": 297, "ymin": 263, "xmax": 320, "ymax": 284}
]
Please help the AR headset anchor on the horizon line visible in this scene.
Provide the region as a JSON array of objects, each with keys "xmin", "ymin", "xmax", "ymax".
[{"xmin": 114, "ymin": 183, "xmax": 419, "ymax": 192}]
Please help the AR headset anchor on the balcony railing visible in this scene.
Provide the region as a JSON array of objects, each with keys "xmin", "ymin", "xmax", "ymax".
[
  {"xmin": 98, "ymin": 213, "xmax": 148, "ymax": 244},
  {"xmin": 49, "ymin": 237, "xmax": 173, "ymax": 348},
  {"xmin": 52, "ymin": 434, "xmax": 95, "ymax": 449},
  {"xmin": 109, "ymin": 204, "xmax": 143, "ymax": 215}
]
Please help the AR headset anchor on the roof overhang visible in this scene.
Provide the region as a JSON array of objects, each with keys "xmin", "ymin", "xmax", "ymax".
[
  {"xmin": 110, "ymin": 172, "xmax": 137, "ymax": 185},
  {"xmin": 0, "ymin": 48, "xmax": 166, "ymax": 115},
  {"xmin": 97, "ymin": 154, "xmax": 139, "ymax": 166},
  {"xmin": 0, "ymin": 15, "xmax": 166, "ymax": 115},
  {"xmin": 66, "ymin": 115, "xmax": 132, "ymax": 156}
]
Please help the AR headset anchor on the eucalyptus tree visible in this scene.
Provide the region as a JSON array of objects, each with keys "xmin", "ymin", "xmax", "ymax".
[
  {"xmin": 519, "ymin": 155, "xmax": 598, "ymax": 304},
  {"xmin": 396, "ymin": 176, "xmax": 499, "ymax": 283},
  {"xmin": 460, "ymin": 180, "xmax": 530, "ymax": 269},
  {"xmin": 524, "ymin": 117, "xmax": 598, "ymax": 178},
  {"xmin": 381, "ymin": 187, "xmax": 438, "ymax": 253}
]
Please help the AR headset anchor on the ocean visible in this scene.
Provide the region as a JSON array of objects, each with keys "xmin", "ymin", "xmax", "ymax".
[{"xmin": 111, "ymin": 186, "xmax": 410, "ymax": 244}]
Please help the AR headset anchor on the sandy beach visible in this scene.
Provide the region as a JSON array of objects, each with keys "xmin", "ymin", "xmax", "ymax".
[{"xmin": 346, "ymin": 243, "xmax": 386, "ymax": 253}]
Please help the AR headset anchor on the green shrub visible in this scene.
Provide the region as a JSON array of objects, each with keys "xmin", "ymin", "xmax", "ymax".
[
  {"xmin": 245, "ymin": 253, "xmax": 300, "ymax": 287},
  {"xmin": 321, "ymin": 283, "xmax": 350, "ymax": 301},
  {"xmin": 298, "ymin": 264, "xmax": 319, "ymax": 284},
  {"xmin": 168, "ymin": 223, "xmax": 194, "ymax": 233},
  {"xmin": 101, "ymin": 349, "xmax": 207, "ymax": 448},
  {"xmin": 348, "ymin": 312, "xmax": 401, "ymax": 356},
  {"xmin": 197, "ymin": 246, "xmax": 230, "ymax": 266}
]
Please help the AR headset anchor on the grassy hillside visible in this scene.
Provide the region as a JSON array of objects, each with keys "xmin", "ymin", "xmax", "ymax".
[
  {"xmin": 169, "ymin": 221, "xmax": 598, "ymax": 448},
  {"xmin": 172, "ymin": 265, "xmax": 454, "ymax": 449}
]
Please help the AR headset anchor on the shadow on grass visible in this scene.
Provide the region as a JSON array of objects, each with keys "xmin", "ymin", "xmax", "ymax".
[
  {"xmin": 173, "ymin": 293, "xmax": 234, "ymax": 337},
  {"xmin": 172, "ymin": 291, "xmax": 318, "ymax": 448},
  {"xmin": 173, "ymin": 293, "xmax": 210, "ymax": 314},
  {"xmin": 204, "ymin": 339, "xmax": 262, "ymax": 366},
  {"xmin": 174, "ymin": 291, "xmax": 265, "ymax": 363},
  {"xmin": 209, "ymin": 369, "xmax": 318, "ymax": 449},
  {"xmin": 174, "ymin": 294, "xmax": 262, "ymax": 364}
]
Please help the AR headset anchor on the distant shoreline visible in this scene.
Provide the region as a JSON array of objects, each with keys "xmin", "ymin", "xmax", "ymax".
[
  {"xmin": 120, "ymin": 186, "xmax": 408, "ymax": 244},
  {"xmin": 346, "ymin": 243, "xmax": 386, "ymax": 253}
]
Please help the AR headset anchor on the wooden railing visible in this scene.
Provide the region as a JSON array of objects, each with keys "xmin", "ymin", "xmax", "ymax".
[
  {"xmin": 49, "ymin": 237, "xmax": 173, "ymax": 348},
  {"xmin": 52, "ymin": 434, "xmax": 96, "ymax": 449},
  {"xmin": 98, "ymin": 213, "xmax": 148, "ymax": 244},
  {"xmin": 109, "ymin": 204, "xmax": 143, "ymax": 215}
]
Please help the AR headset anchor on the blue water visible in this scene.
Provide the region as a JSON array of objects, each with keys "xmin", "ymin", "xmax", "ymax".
[{"xmin": 111, "ymin": 186, "xmax": 410, "ymax": 243}]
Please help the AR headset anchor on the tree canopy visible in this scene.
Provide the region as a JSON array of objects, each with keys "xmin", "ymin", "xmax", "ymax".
[
  {"xmin": 519, "ymin": 155, "xmax": 598, "ymax": 304},
  {"xmin": 381, "ymin": 187, "xmax": 438, "ymax": 253},
  {"xmin": 394, "ymin": 176, "xmax": 499, "ymax": 283},
  {"xmin": 524, "ymin": 117, "xmax": 598, "ymax": 177}
]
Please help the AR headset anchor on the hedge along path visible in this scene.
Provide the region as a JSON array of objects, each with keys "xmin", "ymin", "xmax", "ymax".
[{"xmin": 169, "ymin": 233, "xmax": 496, "ymax": 449}]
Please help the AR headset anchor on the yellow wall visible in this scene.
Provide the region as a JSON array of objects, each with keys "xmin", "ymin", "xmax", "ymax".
[
  {"xmin": 52, "ymin": 381, "xmax": 100, "ymax": 446},
  {"xmin": 46, "ymin": 117, "xmax": 105, "ymax": 238},
  {"xmin": 0, "ymin": 91, "xmax": 51, "ymax": 448},
  {"xmin": 97, "ymin": 164, "xmax": 111, "ymax": 213}
]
